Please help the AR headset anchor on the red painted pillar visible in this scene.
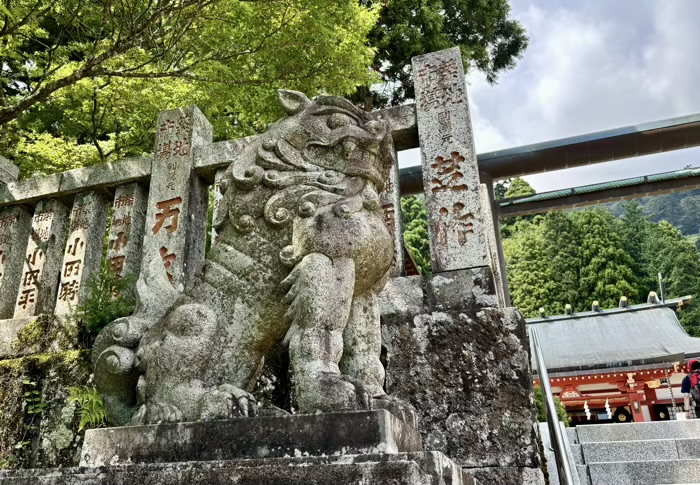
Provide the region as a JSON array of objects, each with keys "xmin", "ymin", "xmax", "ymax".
[{"xmin": 628, "ymin": 391, "xmax": 645, "ymax": 422}]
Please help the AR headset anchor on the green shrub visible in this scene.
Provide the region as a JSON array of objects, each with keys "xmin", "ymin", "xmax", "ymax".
[
  {"xmin": 534, "ymin": 386, "xmax": 570, "ymax": 426},
  {"xmin": 73, "ymin": 264, "xmax": 136, "ymax": 343}
]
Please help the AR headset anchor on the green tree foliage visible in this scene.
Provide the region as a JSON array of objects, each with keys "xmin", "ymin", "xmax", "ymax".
[
  {"xmin": 359, "ymin": 0, "xmax": 528, "ymax": 107},
  {"xmin": 1, "ymin": 0, "xmax": 530, "ymax": 175},
  {"xmin": 401, "ymin": 196, "xmax": 431, "ymax": 275},
  {"xmin": 399, "ymin": 189, "xmax": 700, "ymax": 335},
  {"xmin": 608, "ymin": 187, "xmax": 700, "ymax": 238},
  {"xmin": 573, "ymin": 209, "xmax": 639, "ymax": 309},
  {"xmin": 0, "ymin": 0, "xmax": 378, "ymax": 176},
  {"xmin": 534, "ymin": 386, "xmax": 569, "ymax": 426},
  {"xmin": 500, "ymin": 177, "xmax": 537, "ymax": 238},
  {"xmin": 504, "ymin": 208, "xmax": 640, "ymax": 317},
  {"xmin": 503, "ymin": 177, "xmax": 535, "ymax": 199}
]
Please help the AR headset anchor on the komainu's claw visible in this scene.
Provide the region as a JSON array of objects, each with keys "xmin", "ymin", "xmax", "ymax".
[
  {"xmin": 372, "ymin": 395, "xmax": 418, "ymax": 429},
  {"xmin": 131, "ymin": 402, "xmax": 183, "ymax": 425},
  {"xmin": 199, "ymin": 385, "xmax": 258, "ymax": 420}
]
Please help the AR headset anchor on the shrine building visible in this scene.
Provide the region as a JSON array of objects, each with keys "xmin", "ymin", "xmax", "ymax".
[{"xmin": 528, "ymin": 294, "xmax": 700, "ymax": 425}]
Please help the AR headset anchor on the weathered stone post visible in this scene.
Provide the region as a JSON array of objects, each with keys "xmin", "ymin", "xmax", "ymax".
[
  {"xmin": 106, "ymin": 183, "xmax": 147, "ymax": 279},
  {"xmin": 54, "ymin": 191, "xmax": 107, "ymax": 315},
  {"xmin": 141, "ymin": 107, "xmax": 212, "ymax": 287},
  {"xmin": 0, "ymin": 159, "xmax": 31, "ymax": 319},
  {"xmin": 211, "ymin": 168, "xmax": 226, "ymax": 245},
  {"xmin": 479, "ymin": 183, "xmax": 507, "ymax": 308},
  {"xmin": 0, "ymin": 206, "xmax": 31, "ymax": 319},
  {"xmin": 380, "ymin": 161, "xmax": 405, "ymax": 276},
  {"xmin": 14, "ymin": 199, "xmax": 69, "ymax": 318},
  {"xmin": 413, "ymin": 47, "xmax": 490, "ymax": 273}
]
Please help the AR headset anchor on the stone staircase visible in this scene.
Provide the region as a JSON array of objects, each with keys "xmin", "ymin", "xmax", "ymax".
[{"xmin": 566, "ymin": 420, "xmax": 700, "ymax": 485}]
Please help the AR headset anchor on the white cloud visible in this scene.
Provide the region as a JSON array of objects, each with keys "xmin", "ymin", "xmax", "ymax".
[
  {"xmin": 464, "ymin": 0, "xmax": 700, "ymax": 190},
  {"xmin": 400, "ymin": 1, "xmax": 700, "ymax": 192}
]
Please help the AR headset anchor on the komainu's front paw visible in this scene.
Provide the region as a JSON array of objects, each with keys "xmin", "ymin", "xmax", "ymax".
[
  {"xmin": 372, "ymin": 394, "xmax": 418, "ymax": 428},
  {"xmin": 198, "ymin": 385, "xmax": 258, "ymax": 420},
  {"xmin": 130, "ymin": 402, "xmax": 183, "ymax": 425},
  {"xmin": 297, "ymin": 373, "xmax": 371, "ymax": 413}
]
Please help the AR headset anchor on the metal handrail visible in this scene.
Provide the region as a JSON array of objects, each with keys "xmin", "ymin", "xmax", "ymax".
[{"xmin": 531, "ymin": 327, "xmax": 576, "ymax": 485}]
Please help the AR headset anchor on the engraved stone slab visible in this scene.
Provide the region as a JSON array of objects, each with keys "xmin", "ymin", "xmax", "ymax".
[
  {"xmin": 0, "ymin": 206, "xmax": 31, "ymax": 318},
  {"xmin": 55, "ymin": 192, "xmax": 107, "ymax": 315},
  {"xmin": 211, "ymin": 168, "xmax": 226, "ymax": 245},
  {"xmin": 412, "ymin": 47, "xmax": 489, "ymax": 272},
  {"xmin": 106, "ymin": 184, "xmax": 147, "ymax": 279},
  {"xmin": 80, "ymin": 410, "xmax": 423, "ymax": 466},
  {"xmin": 380, "ymin": 160, "xmax": 405, "ymax": 276},
  {"xmin": 479, "ymin": 184, "xmax": 505, "ymax": 307},
  {"xmin": 141, "ymin": 106, "xmax": 212, "ymax": 288},
  {"xmin": 14, "ymin": 199, "xmax": 68, "ymax": 317}
]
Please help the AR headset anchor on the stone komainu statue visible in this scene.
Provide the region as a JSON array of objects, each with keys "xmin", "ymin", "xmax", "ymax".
[{"xmin": 93, "ymin": 90, "xmax": 410, "ymax": 425}]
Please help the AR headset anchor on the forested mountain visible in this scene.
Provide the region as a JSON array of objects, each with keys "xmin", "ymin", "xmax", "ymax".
[
  {"xmin": 606, "ymin": 189, "xmax": 700, "ymax": 242},
  {"xmin": 401, "ymin": 179, "xmax": 700, "ymax": 337}
]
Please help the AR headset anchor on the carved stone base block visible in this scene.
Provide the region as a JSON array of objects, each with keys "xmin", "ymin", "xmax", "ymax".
[
  {"xmin": 81, "ymin": 410, "xmax": 422, "ymax": 467},
  {"xmin": 0, "ymin": 452, "xmax": 480, "ymax": 485},
  {"xmin": 379, "ymin": 269, "xmax": 545, "ymax": 485}
]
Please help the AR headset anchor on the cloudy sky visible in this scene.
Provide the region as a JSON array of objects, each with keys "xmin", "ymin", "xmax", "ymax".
[{"xmin": 398, "ymin": 0, "xmax": 700, "ymax": 192}]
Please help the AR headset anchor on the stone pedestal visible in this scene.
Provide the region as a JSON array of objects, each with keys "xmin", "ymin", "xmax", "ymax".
[
  {"xmin": 81, "ymin": 410, "xmax": 422, "ymax": 466},
  {"xmin": 0, "ymin": 412, "xmax": 481, "ymax": 485},
  {"xmin": 379, "ymin": 271, "xmax": 545, "ymax": 485},
  {"xmin": 0, "ymin": 452, "xmax": 478, "ymax": 485}
]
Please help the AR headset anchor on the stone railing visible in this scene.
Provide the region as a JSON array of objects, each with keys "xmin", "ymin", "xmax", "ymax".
[{"xmin": 0, "ymin": 47, "xmax": 507, "ymax": 353}]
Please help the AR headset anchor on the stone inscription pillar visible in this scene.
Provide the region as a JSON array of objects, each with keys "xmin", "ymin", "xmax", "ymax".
[
  {"xmin": 412, "ymin": 47, "xmax": 489, "ymax": 273},
  {"xmin": 14, "ymin": 199, "xmax": 68, "ymax": 318},
  {"xmin": 380, "ymin": 160, "xmax": 405, "ymax": 276},
  {"xmin": 106, "ymin": 183, "xmax": 147, "ymax": 279},
  {"xmin": 142, "ymin": 106, "xmax": 212, "ymax": 288},
  {"xmin": 0, "ymin": 206, "xmax": 31, "ymax": 318},
  {"xmin": 55, "ymin": 192, "xmax": 107, "ymax": 315},
  {"xmin": 211, "ymin": 168, "xmax": 226, "ymax": 246}
]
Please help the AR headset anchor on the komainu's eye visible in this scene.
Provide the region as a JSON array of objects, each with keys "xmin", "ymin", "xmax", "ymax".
[{"xmin": 327, "ymin": 113, "xmax": 356, "ymax": 129}]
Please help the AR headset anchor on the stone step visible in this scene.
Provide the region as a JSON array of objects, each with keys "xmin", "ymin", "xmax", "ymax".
[
  {"xmin": 587, "ymin": 459, "xmax": 700, "ymax": 485},
  {"xmin": 571, "ymin": 444, "xmax": 584, "ymax": 465},
  {"xmin": 580, "ymin": 438, "xmax": 700, "ymax": 464},
  {"xmin": 577, "ymin": 465, "xmax": 591, "ymax": 485},
  {"xmin": 582, "ymin": 439, "xmax": 680, "ymax": 463},
  {"xmin": 567, "ymin": 427, "xmax": 579, "ymax": 444},
  {"xmin": 81, "ymin": 410, "xmax": 422, "ymax": 466},
  {"xmin": 575, "ymin": 420, "xmax": 700, "ymax": 444},
  {"xmin": 0, "ymin": 452, "xmax": 479, "ymax": 485}
]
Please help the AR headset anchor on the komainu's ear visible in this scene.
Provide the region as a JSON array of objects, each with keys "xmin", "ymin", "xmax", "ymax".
[{"xmin": 278, "ymin": 90, "xmax": 311, "ymax": 115}]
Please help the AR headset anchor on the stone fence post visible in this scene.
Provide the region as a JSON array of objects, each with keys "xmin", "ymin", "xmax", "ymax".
[
  {"xmin": 0, "ymin": 158, "xmax": 31, "ymax": 319},
  {"xmin": 412, "ymin": 47, "xmax": 489, "ymax": 273},
  {"xmin": 141, "ymin": 106, "xmax": 212, "ymax": 288},
  {"xmin": 412, "ymin": 47, "xmax": 507, "ymax": 304}
]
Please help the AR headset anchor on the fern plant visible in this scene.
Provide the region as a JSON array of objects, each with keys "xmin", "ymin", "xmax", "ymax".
[
  {"xmin": 67, "ymin": 386, "xmax": 105, "ymax": 431},
  {"xmin": 73, "ymin": 263, "xmax": 136, "ymax": 345}
]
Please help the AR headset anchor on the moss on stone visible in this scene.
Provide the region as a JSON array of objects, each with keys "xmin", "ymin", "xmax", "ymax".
[
  {"xmin": 9, "ymin": 315, "xmax": 77, "ymax": 357},
  {"xmin": 0, "ymin": 349, "xmax": 92, "ymax": 469}
]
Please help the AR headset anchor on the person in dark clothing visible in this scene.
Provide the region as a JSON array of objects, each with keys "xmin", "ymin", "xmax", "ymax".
[{"xmin": 681, "ymin": 358, "xmax": 700, "ymax": 419}]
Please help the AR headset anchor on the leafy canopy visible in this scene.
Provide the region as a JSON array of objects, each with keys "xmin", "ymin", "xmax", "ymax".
[
  {"xmin": 1, "ymin": 0, "xmax": 378, "ymax": 176},
  {"xmin": 360, "ymin": 0, "xmax": 528, "ymax": 108},
  {"xmin": 1, "ymin": 0, "xmax": 528, "ymax": 175}
]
